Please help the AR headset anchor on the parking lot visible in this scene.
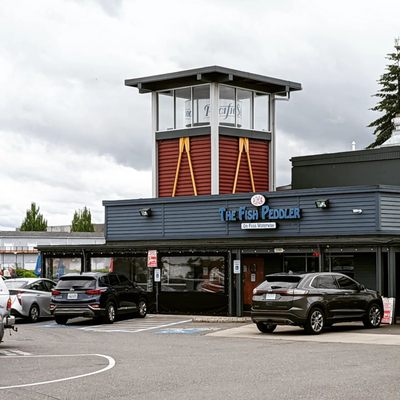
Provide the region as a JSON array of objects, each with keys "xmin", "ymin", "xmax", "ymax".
[{"xmin": 1, "ymin": 316, "xmax": 400, "ymax": 399}]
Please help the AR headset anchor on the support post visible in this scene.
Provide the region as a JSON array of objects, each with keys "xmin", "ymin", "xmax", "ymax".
[
  {"xmin": 376, "ymin": 247, "xmax": 383, "ymax": 293},
  {"xmin": 388, "ymin": 247, "xmax": 396, "ymax": 298},
  {"xmin": 228, "ymin": 251, "xmax": 234, "ymax": 316},
  {"xmin": 235, "ymin": 249, "xmax": 243, "ymax": 317}
]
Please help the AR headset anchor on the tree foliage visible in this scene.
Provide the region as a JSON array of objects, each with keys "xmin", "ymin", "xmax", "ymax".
[
  {"xmin": 20, "ymin": 202, "xmax": 48, "ymax": 231},
  {"xmin": 368, "ymin": 39, "xmax": 400, "ymax": 148},
  {"xmin": 71, "ymin": 206, "xmax": 95, "ymax": 232}
]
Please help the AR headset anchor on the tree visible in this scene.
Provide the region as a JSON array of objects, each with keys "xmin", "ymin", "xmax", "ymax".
[
  {"xmin": 71, "ymin": 206, "xmax": 95, "ymax": 232},
  {"xmin": 368, "ymin": 38, "xmax": 400, "ymax": 148},
  {"xmin": 20, "ymin": 202, "xmax": 48, "ymax": 231}
]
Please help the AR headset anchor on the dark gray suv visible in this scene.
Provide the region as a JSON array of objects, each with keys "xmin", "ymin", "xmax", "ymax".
[{"xmin": 251, "ymin": 272, "xmax": 383, "ymax": 335}]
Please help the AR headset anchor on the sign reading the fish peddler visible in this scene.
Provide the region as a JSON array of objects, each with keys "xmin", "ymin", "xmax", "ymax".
[{"xmin": 219, "ymin": 195, "xmax": 301, "ymax": 228}]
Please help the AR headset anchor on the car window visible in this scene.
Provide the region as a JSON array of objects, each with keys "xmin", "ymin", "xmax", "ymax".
[
  {"xmin": 258, "ymin": 275, "xmax": 302, "ymax": 290},
  {"xmin": 43, "ymin": 280, "xmax": 56, "ymax": 292},
  {"xmin": 312, "ymin": 275, "xmax": 338, "ymax": 289},
  {"xmin": 4, "ymin": 280, "xmax": 28, "ymax": 289},
  {"xmin": 108, "ymin": 274, "xmax": 119, "ymax": 286},
  {"xmin": 56, "ymin": 278, "xmax": 96, "ymax": 290},
  {"xmin": 117, "ymin": 274, "xmax": 130, "ymax": 285},
  {"xmin": 99, "ymin": 276, "xmax": 110, "ymax": 286},
  {"xmin": 337, "ymin": 275, "xmax": 359, "ymax": 290},
  {"xmin": 29, "ymin": 281, "xmax": 47, "ymax": 292}
]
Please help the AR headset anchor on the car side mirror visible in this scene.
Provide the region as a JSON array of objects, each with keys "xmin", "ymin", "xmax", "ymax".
[{"xmin": 359, "ymin": 284, "xmax": 365, "ymax": 291}]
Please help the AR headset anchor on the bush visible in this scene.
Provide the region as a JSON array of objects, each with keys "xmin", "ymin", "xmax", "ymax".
[{"xmin": 16, "ymin": 269, "xmax": 38, "ymax": 278}]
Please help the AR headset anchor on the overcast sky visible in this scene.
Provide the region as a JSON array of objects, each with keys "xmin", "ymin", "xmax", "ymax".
[{"xmin": 1, "ymin": 0, "xmax": 399, "ymax": 230}]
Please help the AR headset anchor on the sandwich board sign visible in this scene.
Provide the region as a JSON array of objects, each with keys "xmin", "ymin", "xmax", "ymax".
[{"xmin": 147, "ymin": 250, "xmax": 158, "ymax": 268}]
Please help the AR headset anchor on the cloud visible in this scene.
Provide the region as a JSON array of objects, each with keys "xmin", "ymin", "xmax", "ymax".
[{"xmin": 0, "ymin": 0, "xmax": 399, "ymax": 228}]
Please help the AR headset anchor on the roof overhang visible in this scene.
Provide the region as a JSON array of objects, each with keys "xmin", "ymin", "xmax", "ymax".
[{"xmin": 125, "ymin": 65, "xmax": 302, "ymax": 94}]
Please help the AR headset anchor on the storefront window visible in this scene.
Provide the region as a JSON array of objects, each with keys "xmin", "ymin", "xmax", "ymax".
[
  {"xmin": 45, "ymin": 257, "xmax": 81, "ymax": 280},
  {"xmin": 91, "ymin": 257, "xmax": 112, "ymax": 273},
  {"xmin": 158, "ymin": 90, "xmax": 174, "ymax": 131},
  {"xmin": 161, "ymin": 255, "xmax": 225, "ymax": 293},
  {"xmin": 254, "ymin": 92, "xmax": 269, "ymax": 131},
  {"xmin": 327, "ymin": 255, "xmax": 354, "ymax": 278},
  {"xmin": 175, "ymin": 87, "xmax": 191, "ymax": 129},
  {"xmin": 237, "ymin": 89, "xmax": 252, "ymax": 129},
  {"xmin": 283, "ymin": 254, "xmax": 319, "ymax": 273},
  {"xmin": 112, "ymin": 256, "xmax": 149, "ymax": 291}
]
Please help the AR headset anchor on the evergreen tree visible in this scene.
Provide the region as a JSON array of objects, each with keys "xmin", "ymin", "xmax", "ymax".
[
  {"xmin": 368, "ymin": 38, "xmax": 400, "ymax": 148},
  {"xmin": 71, "ymin": 206, "xmax": 95, "ymax": 232},
  {"xmin": 20, "ymin": 202, "xmax": 48, "ymax": 231}
]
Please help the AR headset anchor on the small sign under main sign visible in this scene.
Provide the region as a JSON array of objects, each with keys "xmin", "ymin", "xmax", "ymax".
[{"xmin": 241, "ymin": 222, "xmax": 277, "ymax": 230}]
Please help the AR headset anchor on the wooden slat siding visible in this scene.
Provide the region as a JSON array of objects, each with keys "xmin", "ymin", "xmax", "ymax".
[
  {"xmin": 158, "ymin": 135, "xmax": 211, "ymax": 197},
  {"xmin": 219, "ymin": 136, "xmax": 269, "ymax": 194}
]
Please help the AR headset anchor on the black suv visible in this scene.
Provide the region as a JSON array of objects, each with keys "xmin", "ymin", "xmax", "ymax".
[
  {"xmin": 251, "ymin": 272, "xmax": 383, "ymax": 335},
  {"xmin": 50, "ymin": 272, "xmax": 147, "ymax": 325}
]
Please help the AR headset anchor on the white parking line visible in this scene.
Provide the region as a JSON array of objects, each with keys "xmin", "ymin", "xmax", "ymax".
[
  {"xmin": 0, "ymin": 349, "xmax": 32, "ymax": 356},
  {"xmin": 0, "ymin": 354, "xmax": 115, "ymax": 390},
  {"xmin": 81, "ymin": 319, "xmax": 192, "ymax": 333}
]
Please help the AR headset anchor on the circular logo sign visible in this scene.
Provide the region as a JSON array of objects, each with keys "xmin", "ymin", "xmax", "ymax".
[{"xmin": 250, "ymin": 194, "xmax": 266, "ymax": 207}]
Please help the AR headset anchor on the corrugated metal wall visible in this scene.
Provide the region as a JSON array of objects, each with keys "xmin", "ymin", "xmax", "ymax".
[
  {"xmin": 104, "ymin": 187, "xmax": 398, "ymax": 242},
  {"xmin": 158, "ymin": 135, "xmax": 211, "ymax": 197},
  {"xmin": 219, "ymin": 136, "xmax": 269, "ymax": 194}
]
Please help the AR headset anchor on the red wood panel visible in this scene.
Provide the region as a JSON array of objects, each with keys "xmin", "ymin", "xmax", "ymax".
[
  {"xmin": 158, "ymin": 135, "xmax": 211, "ymax": 197},
  {"xmin": 219, "ymin": 136, "xmax": 269, "ymax": 194}
]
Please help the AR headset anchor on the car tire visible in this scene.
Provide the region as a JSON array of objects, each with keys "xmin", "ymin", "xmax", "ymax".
[
  {"xmin": 136, "ymin": 299, "xmax": 147, "ymax": 318},
  {"xmin": 29, "ymin": 304, "xmax": 40, "ymax": 323},
  {"xmin": 363, "ymin": 303, "xmax": 382, "ymax": 329},
  {"xmin": 304, "ymin": 307, "xmax": 325, "ymax": 335},
  {"xmin": 104, "ymin": 302, "xmax": 116, "ymax": 324},
  {"xmin": 55, "ymin": 317, "xmax": 68, "ymax": 325},
  {"xmin": 256, "ymin": 322, "xmax": 277, "ymax": 333}
]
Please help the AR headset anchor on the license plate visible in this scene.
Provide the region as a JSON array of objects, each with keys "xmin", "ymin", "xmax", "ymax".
[
  {"xmin": 67, "ymin": 293, "xmax": 78, "ymax": 300},
  {"xmin": 265, "ymin": 293, "xmax": 276, "ymax": 300}
]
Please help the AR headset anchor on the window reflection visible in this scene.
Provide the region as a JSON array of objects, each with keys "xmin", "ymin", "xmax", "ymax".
[
  {"xmin": 158, "ymin": 90, "xmax": 174, "ymax": 131},
  {"xmin": 254, "ymin": 92, "xmax": 269, "ymax": 131},
  {"xmin": 175, "ymin": 87, "xmax": 191, "ymax": 129},
  {"xmin": 193, "ymin": 85, "xmax": 210, "ymax": 126}
]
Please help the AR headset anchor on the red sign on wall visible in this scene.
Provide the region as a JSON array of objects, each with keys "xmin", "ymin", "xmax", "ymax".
[{"xmin": 147, "ymin": 250, "xmax": 158, "ymax": 268}]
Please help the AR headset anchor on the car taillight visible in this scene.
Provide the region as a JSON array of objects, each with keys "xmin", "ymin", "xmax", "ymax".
[
  {"xmin": 52, "ymin": 290, "xmax": 61, "ymax": 296},
  {"xmin": 17, "ymin": 291, "xmax": 23, "ymax": 305},
  {"xmin": 6, "ymin": 297, "xmax": 12, "ymax": 311},
  {"xmin": 86, "ymin": 289, "xmax": 102, "ymax": 295}
]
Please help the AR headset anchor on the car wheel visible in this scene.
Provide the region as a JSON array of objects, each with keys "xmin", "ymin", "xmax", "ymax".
[
  {"xmin": 29, "ymin": 304, "xmax": 40, "ymax": 323},
  {"xmin": 104, "ymin": 302, "xmax": 116, "ymax": 324},
  {"xmin": 136, "ymin": 299, "xmax": 147, "ymax": 318},
  {"xmin": 304, "ymin": 307, "xmax": 325, "ymax": 335},
  {"xmin": 55, "ymin": 317, "xmax": 68, "ymax": 325},
  {"xmin": 256, "ymin": 322, "xmax": 277, "ymax": 333},
  {"xmin": 363, "ymin": 303, "xmax": 382, "ymax": 329}
]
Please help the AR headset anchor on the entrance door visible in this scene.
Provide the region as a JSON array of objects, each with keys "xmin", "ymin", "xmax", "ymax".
[{"xmin": 242, "ymin": 256, "xmax": 265, "ymax": 309}]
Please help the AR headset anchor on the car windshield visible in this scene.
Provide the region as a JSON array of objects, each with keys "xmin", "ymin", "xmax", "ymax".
[
  {"xmin": 258, "ymin": 275, "xmax": 302, "ymax": 290},
  {"xmin": 5, "ymin": 280, "xmax": 28, "ymax": 289},
  {"xmin": 56, "ymin": 277, "xmax": 96, "ymax": 290}
]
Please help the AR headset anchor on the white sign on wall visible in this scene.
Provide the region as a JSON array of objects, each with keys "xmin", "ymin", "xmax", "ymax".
[
  {"xmin": 233, "ymin": 260, "xmax": 241, "ymax": 274},
  {"xmin": 154, "ymin": 268, "xmax": 161, "ymax": 282}
]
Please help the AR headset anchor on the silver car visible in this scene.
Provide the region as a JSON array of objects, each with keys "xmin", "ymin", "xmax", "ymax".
[
  {"xmin": 0, "ymin": 277, "xmax": 16, "ymax": 342},
  {"xmin": 5, "ymin": 278, "xmax": 56, "ymax": 322}
]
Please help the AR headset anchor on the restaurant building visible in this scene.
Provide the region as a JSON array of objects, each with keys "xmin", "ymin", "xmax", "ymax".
[{"xmin": 38, "ymin": 66, "xmax": 400, "ymax": 316}]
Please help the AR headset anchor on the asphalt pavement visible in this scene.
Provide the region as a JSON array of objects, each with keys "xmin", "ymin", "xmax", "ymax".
[{"xmin": 0, "ymin": 315, "xmax": 399, "ymax": 400}]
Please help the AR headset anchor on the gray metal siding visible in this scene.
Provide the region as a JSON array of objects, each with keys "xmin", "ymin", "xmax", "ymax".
[{"xmin": 103, "ymin": 187, "xmax": 400, "ymax": 242}]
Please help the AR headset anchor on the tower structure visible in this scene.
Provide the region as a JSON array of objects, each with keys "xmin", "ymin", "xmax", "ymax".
[{"xmin": 125, "ymin": 66, "xmax": 301, "ymax": 197}]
